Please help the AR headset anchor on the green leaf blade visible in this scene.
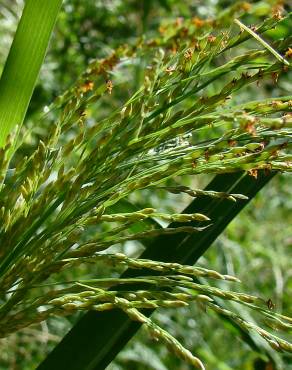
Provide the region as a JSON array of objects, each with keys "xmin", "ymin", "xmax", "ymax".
[
  {"xmin": 0, "ymin": 0, "xmax": 63, "ymax": 147},
  {"xmin": 37, "ymin": 171, "xmax": 275, "ymax": 370}
]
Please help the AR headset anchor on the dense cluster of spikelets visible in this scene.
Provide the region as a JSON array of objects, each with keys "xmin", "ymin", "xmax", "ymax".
[{"xmin": 0, "ymin": 3, "xmax": 291, "ymax": 368}]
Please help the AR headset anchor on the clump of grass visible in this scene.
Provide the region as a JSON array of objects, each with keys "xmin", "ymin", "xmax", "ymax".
[{"xmin": 0, "ymin": 6, "xmax": 291, "ymax": 368}]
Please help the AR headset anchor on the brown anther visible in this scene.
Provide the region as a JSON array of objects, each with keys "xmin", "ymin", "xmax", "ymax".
[
  {"xmin": 272, "ymin": 9, "xmax": 283, "ymax": 20},
  {"xmin": 100, "ymin": 53, "xmax": 119, "ymax": 72},
  {"xmin": 80, "ymin": 80, "xmax": 94, "ymax": 93},
  {"xmin": 193, "ymin": 41, "xmax": 201, "ymax": 51},
  {"xmin": 271, "ymin": 72, "xmax": 279, "ymax": 84},
  {"xmin": 259, "ymin": 142, "xmax": 265, "ymax": 150},
  {"xmin": 267, "ymin": 298, "xmax": 275, "ymax": 310},
  {"xmin": 271, "ymin": 100, "xmax": 281, "ymax": 108},
  {"xmin": 247, "ymin": 169, "xmax": 258, "ymax": 179},
  {"xmin": 285, "ymin": 48, "xmax": 292, "ymax": 59},
  {"xmin": 180, "ymin": 27, "xmax": 189, "ymax": 37},
  {"xmin": 207, "ymin": 34, "xmax": 216, "ymax": 43},
  {"xmin": 272, "ymin": 5, "xmax": 284, "ymax": 20},
  {"xmin": 106, "ymin": 80, "xmax": 113, "ymax": 94},
  {"xmin": 244, "ymin": 121, "xmax": 257, "ymax": 136},
  {"xmin": 228, "ymin": 140, "xmax": 237, "ymax": 147},
  {"xmin": 184, "ymin": 48, "xmax": 193, "ymax": 60},
  {"xmin": 192, "ymin": 17, "xmax": 205, "ymax": 28},
  {"xmin": 270, "ymin": 149, "xmax": 279, "ymax": 158}
]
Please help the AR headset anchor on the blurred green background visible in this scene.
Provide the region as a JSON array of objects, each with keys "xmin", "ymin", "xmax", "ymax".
[{"xmin": 0, "ymin": 1, "xmax": 291, "ymax": 369}]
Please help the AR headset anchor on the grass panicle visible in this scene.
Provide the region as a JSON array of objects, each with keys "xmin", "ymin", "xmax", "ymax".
[{"xmin": 0, "ymin": 4, "xmax": 291, "ymax": 368}]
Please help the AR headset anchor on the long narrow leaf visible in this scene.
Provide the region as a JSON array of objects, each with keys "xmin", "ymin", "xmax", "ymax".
[
  {"xmin": 234, "ymin": 19, "xmax": 289, "ymax": 66},
  {"xmin": 0, "ymin": 0, "xmax": 63, "ymax": 147},
  {"xmin": 38, "ymin": 171, "xmax": 275, "ymax": 370}
]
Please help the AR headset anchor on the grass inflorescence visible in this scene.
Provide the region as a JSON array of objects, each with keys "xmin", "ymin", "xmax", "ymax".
[{"xmin": 0, "ymin": 4, "xmax": 291, "ymax": 368}]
